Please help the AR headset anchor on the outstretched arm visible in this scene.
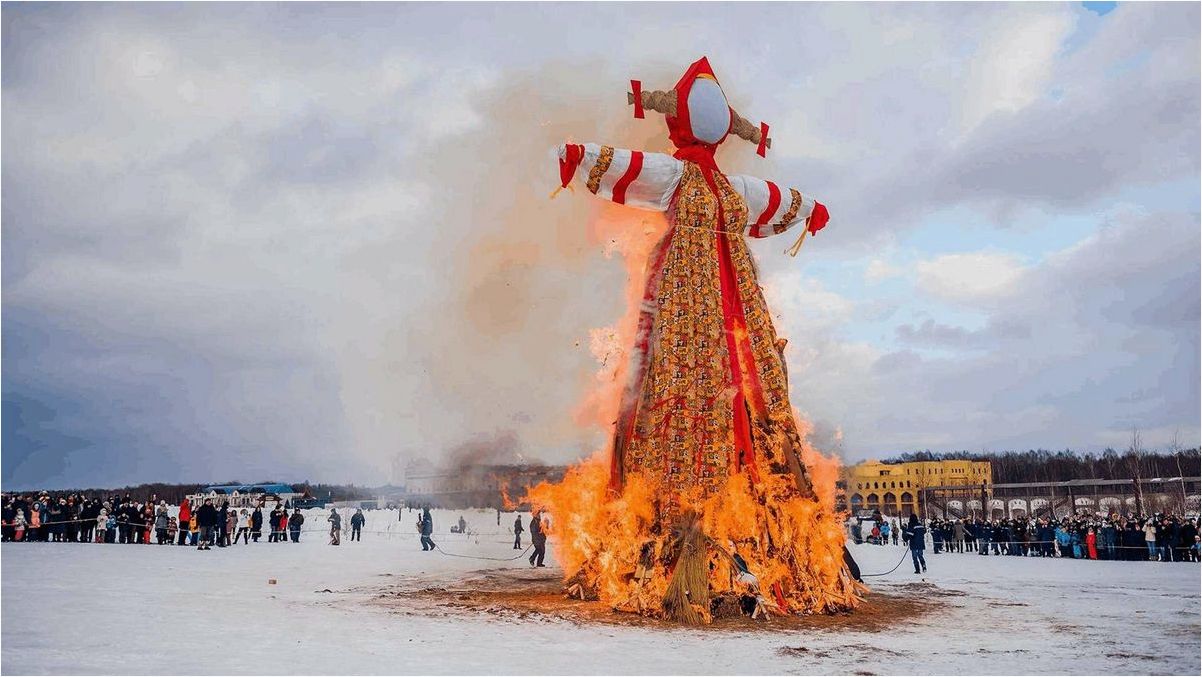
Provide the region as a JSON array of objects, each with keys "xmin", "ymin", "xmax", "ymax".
[
  {"xmin": 556, "ymin": 143, "xmax": 683, "ymax": 211},
  {"xmin": 725, "ymin": 174, "xmax": 830, "ymax": 240}
]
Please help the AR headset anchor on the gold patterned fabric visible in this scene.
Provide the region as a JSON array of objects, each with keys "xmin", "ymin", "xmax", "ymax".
[
  {"xmin": 586, "ymin": 145, "xmax": 615, "ymax": 194},
  {"xmin": 616, "ymin": 162, "xmax": 804, "ymax": 516},
  {"xmin": 773, "ymin": 188, "xmax": 803, "ymax": 235}
]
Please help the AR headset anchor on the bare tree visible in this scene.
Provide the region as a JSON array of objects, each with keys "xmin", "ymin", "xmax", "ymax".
[
  {"xmin": 1168, "ymin": 429, "xmax": 1188, "ymax": 514},
  {"xmin": 1126, "ymin": 428, "xmax": 1146, "ymax": 516}
]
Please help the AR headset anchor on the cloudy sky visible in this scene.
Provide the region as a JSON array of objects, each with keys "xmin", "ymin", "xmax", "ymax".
[{"xmin": 3, "ymin": 1, "xmax": 1198, "ymax": 489}]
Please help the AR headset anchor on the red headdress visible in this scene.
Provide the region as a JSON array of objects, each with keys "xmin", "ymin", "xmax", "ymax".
[{"xmin": 628, "ymin": 57, "xmax": 771, "ymax": 170}]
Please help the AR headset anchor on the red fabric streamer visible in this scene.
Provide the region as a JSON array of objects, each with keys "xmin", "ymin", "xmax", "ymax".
[
  {"xmin": 559, "ymin": 143, "xmax": 584, "ymax": 188},
  {"xmin": 756, "ymin": 121, "xmax": 769, "ymax": 157},
  {"xmin": 631, "ymin": 79, "xmax": 644, "ymax": 119}
]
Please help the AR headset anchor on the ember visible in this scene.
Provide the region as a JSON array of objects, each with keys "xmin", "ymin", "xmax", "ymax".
[{"xmin": 529, "ymin": 58, "xmax": 863, "ymax": 624}]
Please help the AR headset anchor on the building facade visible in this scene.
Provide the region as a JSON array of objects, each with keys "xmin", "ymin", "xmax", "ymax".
[
  {"xmin": 840, "ymin": 459, "xmax": 992, "ymax": 517},
  {"xmin": 185, "ymin": 483, "xmax": 302, "ymax": 509}
]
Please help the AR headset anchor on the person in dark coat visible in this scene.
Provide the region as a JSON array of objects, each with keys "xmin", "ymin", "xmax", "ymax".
[
  {"xmin": 513, "ymin": 514, "xmax": 524, "ymax": 549},
  {"xmin": 529, "ymin": 510, "xmax": 547, "ymax": 567},
  {"xmin": 195, "ymin": 498, "xmax": 219, "ymax": 550},
  {"xmin": 251, "ymin": 507, "xmax": 263, "ymax": 542},
  {"xmin": 1, "ymin": 502, "xmax": 15, "ymax": 542},
  {"xmin": 1178, "ymin": 519, "xmax": 1197, "ymax": 562},
  {"xmin": 419, "ymin": 507, "xmax": 435, "ymax": 551},
  {"xmin": 288, "ymin": 509, "xmax": 305, "ymax": 542},
  {"xmin": 269, "ymin": 506, "xmax": 285, "ymax": 543},
  {"xmin": 905, "ymin": 514, "xmax": 927, "ymax": 574},
  {"xmin": 328, "ymin": 509, "xmax": 342, "ymax": 546},
  {"xmin": 350, "ymin": 509, "xmax": 365, "ymax": 542},
  {"xmin": 217, "ymin": 502, "xmax": 230, "ymax": 548}
]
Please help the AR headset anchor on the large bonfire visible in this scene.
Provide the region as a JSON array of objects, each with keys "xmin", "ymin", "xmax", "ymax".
[{"xmin": 529, "ymin": 57, "xmax": 864, "ymax": 624}]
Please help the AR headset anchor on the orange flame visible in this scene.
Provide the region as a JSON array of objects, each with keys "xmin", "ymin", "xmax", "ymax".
[
  {"xmin": 497, "ymin": 481, "xmax": 516, "ymax": 512},
  {"xmin": 528, "ymin": 209, "xmax": 863, "ymax": 622}
]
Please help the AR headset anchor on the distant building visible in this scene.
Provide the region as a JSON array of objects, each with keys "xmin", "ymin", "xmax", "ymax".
[
  {"xmin": 840, "ymin": 459, "xmax": 993, "ymax": 517},
  {"xmin": 400, "ymin": 460, "xmax": 566, "ymax": 509},
  {"xmin": 186, "ymin": 483, "xmax": 302, "ymax": 509}
]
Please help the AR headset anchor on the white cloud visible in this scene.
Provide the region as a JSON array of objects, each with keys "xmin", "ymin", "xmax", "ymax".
[
  {"xmin": 915, "ymin": 252, "xmax": 1027, "ymax": 303},
  {"xmin": 864, "ymin": 258, "xmax": 904, "ymax": 283},
  {"xmin": 959, "ymin": 8, "xmax": 1077, "ymax": 133},
  {"xmin": 762, "ymin": 273, "xmax": 856, "ymax": 333}
]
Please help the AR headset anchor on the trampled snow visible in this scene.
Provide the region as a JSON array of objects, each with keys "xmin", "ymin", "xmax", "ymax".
[{"xmin": 2, "ymin": 508, "xmax": 1198, "ymax": 675}]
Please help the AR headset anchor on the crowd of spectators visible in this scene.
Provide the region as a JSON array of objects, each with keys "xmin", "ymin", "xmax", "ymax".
[
  {"xmin": 854, "ymin": 510, "xmax": 1200, "ymax": 562},
  {"xmin": 0, "ymin": 492, "xmax": 353, "ymax": 548}
]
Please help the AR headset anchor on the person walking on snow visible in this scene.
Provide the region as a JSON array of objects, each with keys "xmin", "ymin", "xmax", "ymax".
[
  {"xmin": 905, "ymin": 514, "xmax": 927, "ymax": 574},
  {"xmin": 529, "ymin": 510, "xmax": 547, "ymax": 567},
  {"xmin": 350, "ymin": 509, "xmax": 365, "ymax": 542},
  {"xmin": 419, "ymin": 507, "xmax": 435, "ymax": 552},
  {"xmin": 513, "ymin": 514, "xmax": 524, "ymax": 549},
  {"xmin": 328, "ymin": 509, "xmax": 342, "ymax": 546},
  {"xmin": 288, "ymin": 509, "xmax": 305, "ymax": 543}
]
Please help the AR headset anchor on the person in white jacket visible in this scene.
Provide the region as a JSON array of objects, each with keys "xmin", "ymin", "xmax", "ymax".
[
  {"xmin": 1144, "ymin": 519, "xmax": 1158, "ymax": 560},
  {"xmin": 95, "ymin": 510, "xmax": 109, "ymax": 543},
  {"xmin": 234, "ymin": 509, "xmax": 251, "ymax": 545}
]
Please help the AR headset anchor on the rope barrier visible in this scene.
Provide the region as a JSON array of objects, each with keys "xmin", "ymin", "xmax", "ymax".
[
  {"xmin": 860, "ymin": 534, "xmax": 1194, "ymax": 550},
  {"xmin": 860, "ymin": 548, "xmax": 912, "ymax": 577},
  {"xmin": 433, "ymin": 542, "xmax": 534, "ymax": 562}
]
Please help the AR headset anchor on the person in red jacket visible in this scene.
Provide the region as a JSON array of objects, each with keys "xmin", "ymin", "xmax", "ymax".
[
  {"xmin": 1086, "ymin": 527, "xmax": 1098, "ymax": 560},
  {"xmin": 177, "ymin": 500, "xmax": 192, "ymax": 546}
]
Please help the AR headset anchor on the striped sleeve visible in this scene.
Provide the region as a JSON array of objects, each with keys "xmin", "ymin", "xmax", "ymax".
[
  {"xmin": 727, "ymin": 174, "xmax": 829, "ymax": 239},
  {"xmin": 556, "ymin": 143, "xmax": 682, "ymax": 211}
]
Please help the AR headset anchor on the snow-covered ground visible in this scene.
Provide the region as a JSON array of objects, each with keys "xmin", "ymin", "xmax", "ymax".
[{"xmin": 2, "ymin": 508, "xmax": 1198, "ymax": 675}]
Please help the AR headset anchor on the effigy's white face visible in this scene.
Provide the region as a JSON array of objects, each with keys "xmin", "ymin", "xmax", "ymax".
[{"xmin": 686, "ymin": 77, "xmax": 731, "ymax": 144}]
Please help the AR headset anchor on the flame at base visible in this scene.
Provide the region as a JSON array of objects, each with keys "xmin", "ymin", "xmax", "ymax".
[{"xmin": 527, "ymin": 441, "xmax": 864, "ymax": 623}]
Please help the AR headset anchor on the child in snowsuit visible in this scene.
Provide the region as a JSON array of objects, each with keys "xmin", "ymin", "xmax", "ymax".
[{"xmin": 95, "ymin": 514, "xmax": 108, "ymax": 545}]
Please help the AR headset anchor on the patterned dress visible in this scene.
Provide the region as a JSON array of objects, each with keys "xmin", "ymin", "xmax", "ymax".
[{"xmin": 558, "ymin": 142, "xmax": 829, "ymax": 519}]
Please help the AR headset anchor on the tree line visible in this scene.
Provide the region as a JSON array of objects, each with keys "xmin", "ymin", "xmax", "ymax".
[
  {"xmin": 881, "ymin": 447, "xmax": 1201, "ymax": 484},
  {"xmin": 8, "ymin": 480, "xmax": 382, "ymax": 504}
]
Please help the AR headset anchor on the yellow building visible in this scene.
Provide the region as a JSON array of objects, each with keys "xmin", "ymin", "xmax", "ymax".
[{"xmin": 841, "ymin": 459, "xmax": 992, "ymax": 516}]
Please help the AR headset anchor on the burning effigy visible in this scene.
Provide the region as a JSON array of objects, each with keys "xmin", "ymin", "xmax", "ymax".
[{"xmin": 529, "ymin": 57, "xmax": 864, "ymax": 624}]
